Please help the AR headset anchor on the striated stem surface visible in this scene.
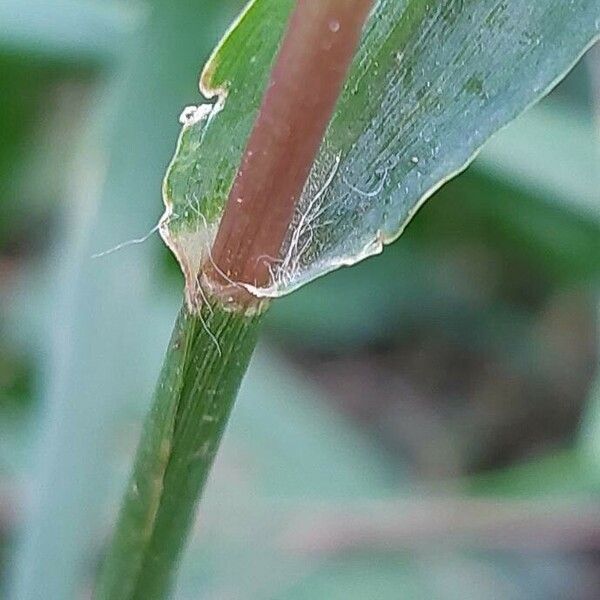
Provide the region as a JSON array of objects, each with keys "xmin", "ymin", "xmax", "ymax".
[{"xmin": 96, "ymin": 303, "xmax": 262, "ymax": 599}]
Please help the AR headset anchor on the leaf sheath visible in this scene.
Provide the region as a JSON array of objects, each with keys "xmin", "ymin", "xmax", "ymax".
[{"xmin": 96, "ymin": 302, "xmax": 263, "ymax": 600}]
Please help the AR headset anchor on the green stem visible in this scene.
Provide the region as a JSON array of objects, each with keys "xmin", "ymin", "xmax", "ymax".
[{"xmin": 96, "ymin": 301, "xmax": 263, "ymax": 600}]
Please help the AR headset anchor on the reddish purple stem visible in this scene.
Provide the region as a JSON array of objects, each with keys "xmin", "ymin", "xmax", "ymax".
[{"xmin": 206, "ymin": 0, "xmax": 374, "ymax": 304}]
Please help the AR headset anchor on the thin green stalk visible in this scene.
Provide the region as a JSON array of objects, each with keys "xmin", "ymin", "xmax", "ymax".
[{"xmin": 96, "ymin": 301, "xmax": 263, "ymax": 599}]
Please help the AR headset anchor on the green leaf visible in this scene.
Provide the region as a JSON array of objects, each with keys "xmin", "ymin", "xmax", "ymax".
[{"xmin": 161, "ymin": 0, "xmax": 600, "ymax": 300}]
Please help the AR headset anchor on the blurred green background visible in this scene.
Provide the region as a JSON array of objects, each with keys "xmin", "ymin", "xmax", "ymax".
[{"xmin": 1, "ymin": 1, "xmax": 599, "ymax": 599}]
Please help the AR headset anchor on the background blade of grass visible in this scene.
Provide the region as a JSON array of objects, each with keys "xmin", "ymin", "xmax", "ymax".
[
  {"xmin": 0, "ymin": 0, "xmax": 139, "ymax": 65},
  {"xmin": 8, "ymin": 2, "xmax": 244, "ymax": 599}
]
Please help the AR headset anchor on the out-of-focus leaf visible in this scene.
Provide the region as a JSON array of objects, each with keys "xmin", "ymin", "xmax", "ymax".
[
  {"xmin": 0, "ymin": 54, "xmax": 99, "ymax": 254},
  {"xmin": 161, "ymin": 0, "xmax": 600, "ymax": 300},
  {"xmin": 0, "ymin": 0, "xmax": 139, "ymax": 65},
  {"xmin": 478, "ymin": 102, "xmax": 600, "ymax": 223},
  {"xmin": 8, "ymin": 1, "xmax": 245, "ymax": 599},
  {"xmin": 579, "ymin": 303, "xmax": 600, "ymax": 470},
  {"xmin": 466, "ymin": 449, "xmax": 600, "ymax": 498}
]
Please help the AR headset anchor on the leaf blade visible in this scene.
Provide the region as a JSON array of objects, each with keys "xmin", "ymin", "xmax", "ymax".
[{"xmin": 161, "ymin": 0, "xmax": 600, "ymax": 298}]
